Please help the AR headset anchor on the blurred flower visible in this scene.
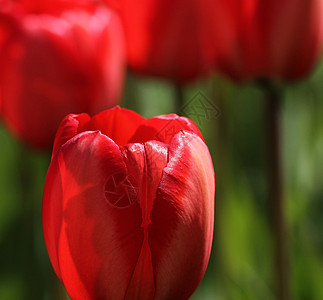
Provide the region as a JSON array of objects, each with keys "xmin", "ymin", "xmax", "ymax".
[
  {"xmin": 213, "ymin": 0, "xmax": 323, "ymax": 81},
  {"xmin": 104, "ymin": 0, "xmax": 215, "ymax": 83},
  {"xmin": 0, "ymin": 1, "xmax": 125, "ymax": 148},
  {"xmin": 43, "ymin": 106, "xmax": 215, "ymax": 300}
]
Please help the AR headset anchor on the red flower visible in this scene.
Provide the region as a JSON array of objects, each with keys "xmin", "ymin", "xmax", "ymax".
[
  {"xmin": 0, "ymin": 1, "xmax": 125, "ymax": 148},
  {"xmin": 43, "ymin": 107, "xmax": 215, "ymax": 300},
  {"xmin": 104, "ymin": 0, "xmax": 215, "ymax": 83},
  {"xmin": 213, "ymin": 0, "xmax": 323, "ymax": 81}
]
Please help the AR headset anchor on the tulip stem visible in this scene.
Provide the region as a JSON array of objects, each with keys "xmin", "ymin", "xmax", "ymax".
[
  {"xmin": 174, "ymin": 83, "xmax": 184, "ymax": 114},
  {"xmin": 18, "ymin": 147, "xmax": 55, "ymax": 298},
  {"xmin": 212, "ymin": 76, "xmax": 229, "ymax": 292},
  {"xmin": 262, "ymin": 81, "xmax": 290, "ymax": 300},
  {"xmin": 18, "ymin": 145, "xmax": 38, "ymax": 297}
]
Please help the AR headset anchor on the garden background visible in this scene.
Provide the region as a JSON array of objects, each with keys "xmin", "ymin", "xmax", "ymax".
[{"xmin": 0, "ymin": 58, "xmax": 323, "ymax": 299}]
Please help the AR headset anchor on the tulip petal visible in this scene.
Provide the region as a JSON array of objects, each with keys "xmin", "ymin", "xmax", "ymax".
[
  {"xmin": 43, "ymin": 131, "xmax": 145, "ymax": 300},
  {"xmin": 104, "ymin": 0, "xmax": 214, "ymax": 82},
  {"xmin": 149, "ymin": 130, "xmax": 215, "ymax": 299},
  {"xmin": 52, "ymin": 113, "xmax": 90, "ymax": 158},
  {"xmin": 81, "ymin": 106, "xmax": 145, "ymax": 146},
  {"xmin": 44, "ymin": 110, "xmax": 215, "ymax": 300},
  {"xmin": 121, "ymin": 141, "xmax": 168, "ymax": 300},
  {"xmin": 0, "ymin": 6, "xmax": 125, "ymax": 149},
  {"xmin": 129, "ymin": 114, "xmax": 203, "ymax": 145},
  {"xmin": 13, "ymin": 0, "xmax": 97, "ymax": 16}
]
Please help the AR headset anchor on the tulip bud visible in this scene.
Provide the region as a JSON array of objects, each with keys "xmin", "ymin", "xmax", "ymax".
[
  {"xmin": 213, "ymin": 0, "xmax": 323, "ymax": 81},
  {"xmin": 0, "ymin": 2, "xmax": 125, "ymax": 148},
  {"xmin": 103, "ymin": 0, "xmax": 215, "ymax": 83},
  {"xmin": 43, "ymin": 106, "xmax": 215, "ymax": 300}
]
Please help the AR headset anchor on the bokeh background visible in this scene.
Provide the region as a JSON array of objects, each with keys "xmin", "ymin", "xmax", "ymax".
[{"xmin": 1, "ymin": 60, "xmax": 323, "ymax": 299}]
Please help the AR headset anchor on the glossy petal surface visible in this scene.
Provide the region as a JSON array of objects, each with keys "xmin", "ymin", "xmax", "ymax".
[
  {"xmin": 52, "ymin": 107, "xmax": 202, "ymax": 155},
  {"xmin": 44, "ymin": 131, "xmax": 143, "ymax": 299},
  {"xmin": 43, "ymin": 108, "xmax": 215, "ymax": 300},
  {"xmin": 129, "ymin": 114, "xmax": 203, "ymax": 144},
  {"xmin": 52, "ymin": 113, "xmax": 90, "ymax": 158},
  {"xmin": 150, "ymin": 131, "xmax": 214, "ymax": 299},
  {"xmin": 52, "ymin": 107, "xmax": 145, "ymax": 156}
]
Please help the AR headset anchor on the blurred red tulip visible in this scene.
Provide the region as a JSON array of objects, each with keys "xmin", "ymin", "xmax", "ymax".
[
  {"xmin": 213, "ymin": 0, "xmax": 323, "ymax": 81},
  {"xmin": 104, "ymin": 0, "xmax": 215, "ymax": 83},
  {"xmin": 43, "ymin": 106, "xmax": 215, "ymax": 300},
  {"xmin": 0, "ymin": 1, "xmax": 125, "ymax": 148}
]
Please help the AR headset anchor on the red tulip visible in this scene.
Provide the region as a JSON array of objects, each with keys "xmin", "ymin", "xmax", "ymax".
[
  {"xmin": 0, "ymin": 1, "xmax": 125, "ymax": 148},
  {"xmin": 213, "ymin": 0, "xmax": 323, "ymax": 81},
  {"xmin": 104, "ymin": 0, "xmax": 215, "ymax": 83},
  {"xmin": 43, "ymin": 106, "xmax": 215, "ymax": 300}
]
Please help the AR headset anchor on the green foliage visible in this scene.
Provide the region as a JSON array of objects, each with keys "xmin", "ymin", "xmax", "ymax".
[{"xmin": 0, "ymin": 66, "xmax": 323, "ymax": 299}]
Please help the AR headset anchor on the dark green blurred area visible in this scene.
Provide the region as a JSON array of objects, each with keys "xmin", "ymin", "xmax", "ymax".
[{"xmin": 1, "ymin": 65, "xmax": 323, "ymax": 299}]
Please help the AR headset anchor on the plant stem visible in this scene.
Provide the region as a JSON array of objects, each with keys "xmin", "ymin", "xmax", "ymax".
[
  {"xmin": 212, "ymin": 76, "xmax": 229, "ymax": 293},
  {"xmin": 18, "ymin": 145, "xmax": 38, "ymax": 298},
  {"xmin": 174, "ymin": 83, "xmax": 184, "ymax": 114},
  {"xmin": 262, "ymin": 81, "xmax": 290, "ymax": 300},
  {"xmin": 19, "ymin": 147, "xmax": 57, "ymax": 299}
]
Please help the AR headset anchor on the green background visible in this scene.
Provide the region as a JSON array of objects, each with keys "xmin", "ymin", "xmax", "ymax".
[{"xmin": 0, "ymin": 62, "xmax": 323, "ymax": 299}]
